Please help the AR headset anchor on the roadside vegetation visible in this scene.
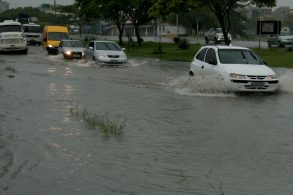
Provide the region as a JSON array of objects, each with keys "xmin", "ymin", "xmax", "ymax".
[
  {"xmin": 69, "ymin": 106, "xmax": 126, "ymax": 138},
  {"xmin": 125, "ymin": 41, "xmax": 293, "ymax": 68}
]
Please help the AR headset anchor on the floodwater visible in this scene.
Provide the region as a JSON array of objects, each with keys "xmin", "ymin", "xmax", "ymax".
[{"xmin": 1, "ymin": 46, "xmax": 293, "ymax": 195}]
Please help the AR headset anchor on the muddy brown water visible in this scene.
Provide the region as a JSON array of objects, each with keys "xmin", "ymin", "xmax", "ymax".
[{"xmin": 1, "ymin": 46, "xmax": 293, "ymax": 195}]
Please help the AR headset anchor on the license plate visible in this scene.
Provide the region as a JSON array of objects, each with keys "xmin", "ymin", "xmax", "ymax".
[
  {"xmin": 251, "ymin": 82, "xmax": 265, "ymax": 87},
  {"xmin": 110, "ymin": 59, "xmax": 118, "ymax": 62},
  {"xmin": 73, "ymin": 54, "xmax": 80, "ymax": 57}
]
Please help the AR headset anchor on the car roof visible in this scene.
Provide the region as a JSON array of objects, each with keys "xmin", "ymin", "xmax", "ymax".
[
  {"xmin": 93, "ymin": 41, "xmax": 116, "ymax": 43},
  {"xmin": 201, "ymin": 45, "xmax": 250, "ymax": 50}
]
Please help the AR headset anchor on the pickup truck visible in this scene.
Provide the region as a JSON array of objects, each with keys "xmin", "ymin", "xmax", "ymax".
[
  {"xmin": 205, "ymin": 28, "xmax": 232, "ymax": 44},
  {"xmin": 267, "ymin": 33, "xmax": 293, "ymax": 48}
]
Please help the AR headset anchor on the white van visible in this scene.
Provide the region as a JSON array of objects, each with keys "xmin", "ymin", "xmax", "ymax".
[
  {"xmin": 0, "ymin": 20, "xmax": 27, "ymax": 54},
  {"xmin": 23, "ymin": 23, "xmax": 42, "ymax": 45}
]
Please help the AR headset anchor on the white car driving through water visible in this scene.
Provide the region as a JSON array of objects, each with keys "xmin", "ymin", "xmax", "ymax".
[
  {"xmin": 189, "ymin": 45, "xmax": 279, "ymax": 93},
  {"xmin": 84, "ymin": 41, "xmax": 127, "ymax": 65}
]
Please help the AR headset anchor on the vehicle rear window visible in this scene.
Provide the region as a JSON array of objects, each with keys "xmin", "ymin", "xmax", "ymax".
[
  {"xmin": 218, "ymin": 49, "xmax": 263, "ymax": 65},
  {"xmin": 196, "ymin": 48, "xmax": 208, "ymax": 61}
]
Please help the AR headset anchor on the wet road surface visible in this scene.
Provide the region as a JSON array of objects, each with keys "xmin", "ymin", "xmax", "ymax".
[{"xmin": 1, "ymin": 46, "xmax": 293, "ymax": 195}]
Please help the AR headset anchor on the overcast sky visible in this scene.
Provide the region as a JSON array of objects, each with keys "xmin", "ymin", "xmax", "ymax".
[{"xmin": 3, "ymin": 0, "xmax": 293, "ymax": 9}]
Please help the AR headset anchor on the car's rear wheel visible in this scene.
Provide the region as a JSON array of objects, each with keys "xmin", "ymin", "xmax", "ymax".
[{"xmin": 189, "ymin": 71, "xmax": 194, "ymax": 76}]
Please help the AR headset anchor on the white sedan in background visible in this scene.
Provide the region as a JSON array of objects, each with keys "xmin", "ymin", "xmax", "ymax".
[
  {"xmin": 84, "ymin": 41, "xmax": 127, "ymax": 65},
  {"xmin": 189, "ymin": 45, "xmax": 279, "ymax": 93}
]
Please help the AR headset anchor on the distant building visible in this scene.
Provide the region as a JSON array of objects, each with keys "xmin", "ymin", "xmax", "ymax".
[
  {"xmin": 273, "ymin": 6, "xmax": 290, "ymax": 19},
  {"xmin": 288, "ymin": 9, "xmax": 293, "ymax": 20},
  {"xmin": 103, "ymin": 21, "xmax": 186, "ymax": 37},
  {"xmin": 245, "ymin": 6, "xmax": 272, "ymax": 19},
  {"xmin": 0, "ymin": 0, "xmax": 9, "ymax": 12}
]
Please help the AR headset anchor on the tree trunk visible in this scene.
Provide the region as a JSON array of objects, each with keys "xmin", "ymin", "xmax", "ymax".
[
  {"xmin": 117, "ymin": 25, "xmax": 124, "ymax": 45},
  {"xmin": 216, "ymin": 14, "xmax": 230, "ymax": 45},
  {"xmin": 133, "ymin": 23, "xmax": 142, "ymax": 46}
]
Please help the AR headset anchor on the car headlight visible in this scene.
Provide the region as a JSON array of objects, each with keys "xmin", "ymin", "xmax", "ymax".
[
  {"xmin": 48, "ymin": 45, "xmax": 53, "ymax": 48},
  {"xmin": 230, "ymin": 73, "xmax": 246, "ymax": 79},
  {"xmin": 267, "ymin": 75, "xmax": 276, "ymax": 80},
  {"xmin": 98, "ymin": 54, "xmax": 107, "ymax": 59},
  {"xmin": 65, "ymin": 51, "xmax": 72, "ymax": 55}
]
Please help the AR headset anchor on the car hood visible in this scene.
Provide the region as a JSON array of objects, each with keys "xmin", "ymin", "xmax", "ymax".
[
  {"xmin": 63, "ymin": 47, "xmax": 85, "ymax": 52},
  {"xmin": 221, "ymin": 64, "xmax": 276, "ymax": 75}
]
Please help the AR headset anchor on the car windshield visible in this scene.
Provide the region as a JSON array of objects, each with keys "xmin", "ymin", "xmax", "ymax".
[
  {"xmin": 95, "ymin": 42, "xmax": 121, "ymax": 51},
  {"xmin": 48, "ymin": 32, "xmax": 68, "ymax": 41},
  {"xmin": 216, "ymin": 28, "xmax": 222, "ymax": 33},
  {"xmin": 218, "ymin": 49, "xmax": 264, "ymax": 65},
  {"xmin": 62, "ymin": 41, "xmax": 83, "ymax": 47},
  {"xmin": 0, "ymin": 25, "xmax": 22, "ymax": 33},
  {"xmin": 24, "ymin": 26, "xmax": 41, "ymax": 33}
]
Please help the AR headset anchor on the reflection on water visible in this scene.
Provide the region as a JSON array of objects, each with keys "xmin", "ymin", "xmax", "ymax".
[
  {"xmin": 47, "ymin": 67, "xmax": 56, "ymax": 74},
  {"xmin": 48, "ymin": 83, "xmax": 57, "ymax": 95},
  {"xmin": 64, "ymin": 67, "xmax": 73, "ymax": 77}
]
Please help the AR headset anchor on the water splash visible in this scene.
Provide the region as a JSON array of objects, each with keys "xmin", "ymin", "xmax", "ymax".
[
  {"xmin": 164, "ymin": 75, "xmax": 236, "ymax": 97},
  {"xmin": 279, "ymin": 70, "xmax": 293, "ymax": 93}
]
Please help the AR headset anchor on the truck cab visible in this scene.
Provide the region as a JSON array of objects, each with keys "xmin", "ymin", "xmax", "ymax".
[
  {"xmin": 0, "ymin": 20, "xmax": 28, "ymax": 54},
  {"xmin": 43, "ymin": 25, "xmax": 69, "ymax": 54},
  {"xmin": 23, "ymin": 23, "xmax": 42, "ymax": 45}
]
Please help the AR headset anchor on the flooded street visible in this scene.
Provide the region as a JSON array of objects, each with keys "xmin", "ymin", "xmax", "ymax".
[{"xmin": 1, "ymin": 46, "xmax": 293, "ymax": 195}]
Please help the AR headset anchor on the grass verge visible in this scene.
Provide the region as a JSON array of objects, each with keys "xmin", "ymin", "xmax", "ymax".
[{"xmin": 126, "ymin": 42, "xmax": 293, "ymax": 68}]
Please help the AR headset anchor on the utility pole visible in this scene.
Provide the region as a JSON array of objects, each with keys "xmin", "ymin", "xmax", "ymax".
[{"xmin": 54, "ymin": 0, "xmax": 56, "ymax": 15}]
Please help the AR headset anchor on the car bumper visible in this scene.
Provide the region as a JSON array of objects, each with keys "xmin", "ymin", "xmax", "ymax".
[
  {"xmin": 0, "ymin": 45, "xmax": 27, "ymax": 51},
  {"xmin": 230, "ymin": 79, "xmax": 279, "ymax": 92},
  {"xmin": 96, "ymin": 58, "xmax": 127, "ymax": 65},
  {"xmin": 63, "ymin": 52, "xmax": 84, "ymax": 59}
]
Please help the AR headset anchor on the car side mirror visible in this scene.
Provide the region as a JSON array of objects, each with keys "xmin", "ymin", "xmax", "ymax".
[
  {"xmin": 89, "ymin": 46, "xmax": 94, "ymax": 50},
  {"xmin": 122, "ymin": 48, "xmax": 125, "ymax": 51}
]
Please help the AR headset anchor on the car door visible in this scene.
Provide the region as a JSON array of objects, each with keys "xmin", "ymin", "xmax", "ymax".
[
  {"xmin": 203, "ymin": 48, "xmax": 224, "ymax": 80},
  {"xmin": 84, "ymin": 41, "xmax": 95, "ymax": 60},
  {"xmin": 190, "ymin": 48, "xmax": 208, "ymax": 77}
]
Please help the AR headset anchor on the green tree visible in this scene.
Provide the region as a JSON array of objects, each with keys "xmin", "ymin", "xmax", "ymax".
[
  {"xmin": 99, "ymin": 0, "xmax": 129, "ymax": 45},
  {"xmin": 151, "ymin": 0, "xmax": 276, "ymax": 45},
  {"xmin": 127, "ymin": 0, "xmax": 154, "ymax": 46},
  {"xmin": 75, "ymin": 0, "xmax": 129, "ymax": 45}
]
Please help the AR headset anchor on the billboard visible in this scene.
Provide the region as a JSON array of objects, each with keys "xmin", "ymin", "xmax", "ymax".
[{"xmin": 257, "ymin": 21, "xmax": 281, "ymax": 35}]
